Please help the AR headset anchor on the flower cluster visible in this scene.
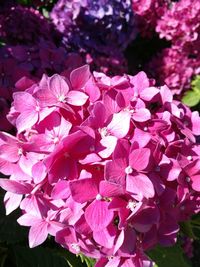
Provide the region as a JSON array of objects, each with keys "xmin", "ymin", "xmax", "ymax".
[
  {"xmin": 156, "ymin": 0, "xmax": 200, "ymax": 47},
  {"xmin": 132, "ymin": 0, "xmax": 168, "ymax": 36},
  {"xmin": 0, "ymin": 66, "xmax": 200, "ymax": 266},
  {"xmin": 50, "ymin": 0, "xmax": 137, "ymax": 74},
  {"xmin": 146, "ymin": 0, "xmax": 200, "ymax": 94},
  {"xmin": 0, "ymin": 5, "xmax": 58, "ymax": 45},
  {"xmin": 0, "ymin": 42, "xmax": 82, "ymax": 132},
  {"xmin": 147, "ymin": 47, "xmax": 195, "ymax": 95}
]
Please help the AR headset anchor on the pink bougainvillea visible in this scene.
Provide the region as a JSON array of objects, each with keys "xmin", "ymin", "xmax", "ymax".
[{"xmin": 0, "ymin": 66, "xmax": 200, "ymax": 267}]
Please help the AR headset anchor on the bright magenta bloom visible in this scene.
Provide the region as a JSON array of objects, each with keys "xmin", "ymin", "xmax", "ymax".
[{"xmin": 0, "ymin": 66, "xmax": 200, "ymax": 266}]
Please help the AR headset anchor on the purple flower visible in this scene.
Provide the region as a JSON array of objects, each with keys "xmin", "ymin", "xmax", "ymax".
[
  {"xmin": 0, "ymin": 5, "xmax": 57, "ymax": 45},
  {"xmin": 50, "ymin": 0, "xmax": 136, "ymax": 74},
  {"xmin": 51, "ymin": 0, "xmax": 137, "ymax": 53}
]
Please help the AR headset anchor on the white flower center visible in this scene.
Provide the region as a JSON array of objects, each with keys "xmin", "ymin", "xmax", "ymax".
[
  {"xmin": 35, "ymin": 106, "xmax": 40, "ymax": 112},
  {"xmin": 18, "ymin": 148, "xmax": 23, "ymax": 156},
  {"xmin": 187, "ymin": 156, "xmax": 192, "ymax": 161},
  {"xmin": 53, "ymin": 137, "xmax": 59, "ymax": 144},
  {"xmin": 58, "ymin": 94, "xmax": 66, "ymax": 103},
  {"xmin": 96, "ymin": 194, "xmax": 102, "ymax": 201},
  {"xmin": 127, "ymin": 200, "xmax": 137, "ymax": 211},
  {"xmin": 71, "ymin": 243, "xmax": 80, "ymax": 253},
  {"xmin": 125, "ymin": 166, "xmax": 133, "ymax": 174}
]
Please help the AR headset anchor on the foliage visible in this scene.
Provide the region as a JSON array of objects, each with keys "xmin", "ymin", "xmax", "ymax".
[
  {"xmin": 182, "ymin": 75, "xmax": 200, "ymax": 107},
  {"xmin": 148, "ymin": 243, "xmax": 191, "ymax": 267}
]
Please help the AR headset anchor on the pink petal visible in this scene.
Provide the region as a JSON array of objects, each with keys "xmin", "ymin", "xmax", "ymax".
[
  {"xmin": 84, "ymin": 77, "xmax": 101, "ymax": 102},
  {"xmin": 191, "ymin": 174, "xmax": 200, "ymax": 192},
  {"xmin": 103, "ymin": 90, "xmax": 121, "ymax": 115},
  {"xmin": 160, "ymin": 85, "xmax": 173, "ymax": 104},
  {"xmin": 70, "ymin": 178, "xmax": 99, "ymax": 203},
  {"xmin": 140, "ymin": 87, "xmax": 159, "ymax": 101},
  {"xmin": 192, "ymin": 111, "xmax": 200, "ymax": 135},
  {"xmin": 129, "ymin": 148, "xmax": 150, "ymax": 171},
  {"xmin": 0, "ymin": 179, "xmax": 32, "ymax": 194},
  {"xmin": 105, "ymin": 160, "xmax": 126, "ymax": 186},
  {"xmin": 29, "ymin": 221, "xmax": 48, "ymax": 248},
  {"xmin": 93, "ymin": 225, "xmax": 116, "ymax": 249},
  {"xmin": 79, "ymin": 153, "xmax": 102, "ymax": 164},
  {"xmin": 99, "ymin": 181, "xmax": 125, "ymax": 197},
  {"xmin": 67, "ymin": 90, "xmax": 88, "ymax": 106},
  {"xmin": 113, "ymin": 230, "xmax": 124, "ymax": 254},
  {"xmin": 70, "ymin": 64, "xmax": 91, "ymax": 90},
  {"xmin": 85, "ymin": 200, "xmax": 114, "ymax": 231},
  {"xmin": 16, "ymin": 110, "xmax": 38, "ymax": 133},
  {"xmin": 49, "ymin": 74, "xmax": 69, "ymax": 97},
  {"xmin": 32, "ymin": 161, "xmax": 47, "ymax": 183},
  {"xmin": 51, "ymin": 180, "xmax": 70, "ymax": 199},
  {"xmin": 131, "ymin": 128, "xmax": 151, "ymax": 147},
  {"xmin": 0, "ymin": 144, "xmax": 19, "ymax": 162},
  {"xmin": 126, "ymin": 173, "xmax": 155, "ymax": 199},
  {"xmin": 4, "ymin": 192, "xmax": 22, "ymax": 215},
  {"xmin": 17, "ymin": 213, "xmax": 42, "ymax": 226},
  {"xmin": 99, "ymin": 136, "xmax": 117, "ymax": 158},
  {"xmin": 132, "ymin": 108, "xmax": 151, "ymax": 122},
  {"xmin": 107, "ymin": 110, "xmax": 131, "ymax": 138},
  {"xmin": 34, "ymin": 89, "xmax": 57, "ymax": 106},
  {"xmin": 13, "ymin": 92, "xmax": 37, "ymax": 112},
  {"xmin": 55, "ymin": 227, "xmax": 78, "ymax": 251}
]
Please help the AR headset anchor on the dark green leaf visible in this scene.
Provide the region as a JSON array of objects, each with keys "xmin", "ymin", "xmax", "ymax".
[
  {"xmin": 13, "ymin": 245, "xmax": 70, "ymax": 267},
  {"xmin": 0, "ymin": 194, "xmax": 27, "ymax": 244},
  {"xmin": 181, "ymin": 221, "xmax": 197, "ymax": 239},
  {"xmin": 148, "ymin": 244, "xmax": 191, "ymax": 267}
]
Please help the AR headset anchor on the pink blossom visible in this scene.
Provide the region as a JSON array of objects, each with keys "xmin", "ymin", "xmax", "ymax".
[{"xmin": 0, "ymin": 66, "xmax": 199, "ymax": 265}]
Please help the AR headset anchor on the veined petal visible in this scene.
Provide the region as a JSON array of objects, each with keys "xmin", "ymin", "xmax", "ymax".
[
  {"xmin": 126, "ymin": 173, "xmax": 155, "ymax": 199},
  {"xmin": 16, "ymin": 111, "xmax": 38, "ymax": 133},
  {"xmin": 132, "ymin": 108, "xmax": 151, "ymax": 122},
  {"xmin": 29, "ymin": 221, "xmax": 48, "ymax": 248},
  {"xmin": 107, "ymin": 110, "xmax": 131, "ymax": 138},
  {"xmin": 70, "ymin": 64, "xmax": 91, "ymax": 90},
  {"xmin": 67, "ymin": 90, "xmax": 88, "ymax": 106},
  {"xmin": 49, "ymin": 74, "xmax": 69, "ymax": 98},
  {"xmin": 0, "ymin": 179, "xmax": 32, "ymax": 194},
  {"xmin": 93, "ymin": 225, "xmax": 116, "ymax": 249},
  {"xmin": 85, "ymin": 200, "xmax": 114, "ymax": 231},
  {"xmin": 129, "ymin": 148, "xmax": 150, "ymax": 171},
  {"xmin": 70, "ymin": 178, "xmax": 99, "ymax": 203}
]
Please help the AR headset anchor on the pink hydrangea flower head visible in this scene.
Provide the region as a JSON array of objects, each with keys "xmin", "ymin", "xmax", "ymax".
[{"xmin": 0, "ymin": 66, "xmax": 200, "ymax": 266}]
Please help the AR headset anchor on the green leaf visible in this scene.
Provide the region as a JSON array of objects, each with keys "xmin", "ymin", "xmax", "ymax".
[
  {"xmin": 181, "ymin": 221, "xmax": 197, "ymax": 239},
  {"xmin": 79, "ymin": 254, "xmax": 96, "ymax": 267},
  {"xmin": 191, "ymin": 75, "xmax": 200, "ymax": 91},
  {"xmin": 182, "ymin": 90, "xmax": 200, "ymax": 107},
  {"xmin": 148, "ymin": 244, "xmax": 191, "ymax": 267},
  {"xmin": 182, "ymin": 75, "xmax": 200, "ymax": 107},
  {"xmin": 58, "ymin": 249, "xmax": 87, "ymax": 267},
  {"xmin": 42, "ymin": 8, "xmax": 49, "ymax": 18},
  {"xmin": 17, "ymin": 0, "xmax": 32, "ymax": 5},
  {"xmin": 13, "ymin": 246, "xmax": 70, "ymax": 267}
]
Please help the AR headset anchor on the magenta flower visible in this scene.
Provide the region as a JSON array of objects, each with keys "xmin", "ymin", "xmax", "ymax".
[{"xmin": 0, "ymin": 66, "xmax": 199, "ymax": 266}]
